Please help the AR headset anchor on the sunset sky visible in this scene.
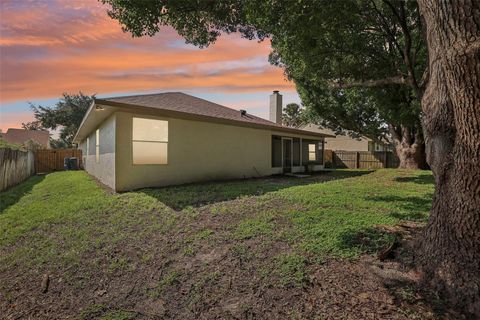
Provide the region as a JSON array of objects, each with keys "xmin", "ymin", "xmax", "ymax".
[{"xmin": 0, "ymin": 0, "xmax": 300, "ymax": 133}]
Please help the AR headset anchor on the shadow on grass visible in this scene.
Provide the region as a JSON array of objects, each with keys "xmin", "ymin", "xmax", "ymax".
[
  {"xmin": 340, "ymin": 226, "xmax": 461, "ymax": 318},
  {"xmin": 138, "ymin": 170, "xmax": 373, "ymax": 210},
  {"xmin": 0, "ymin": 174, "xmax": 45, "ymax": 213},
  {"xmin": 365, "ymin": 195, "xmax": 433, "ymax": 222},
  {"xmin": 395, "ymin": 174, "xmax": 434, "ymax": 185},
  {"xmin": 339, "ymin": 226, "xmax": 397, "ymax": 255}
]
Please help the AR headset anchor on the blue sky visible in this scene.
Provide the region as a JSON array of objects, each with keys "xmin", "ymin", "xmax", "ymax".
[{"xmin": 0, "ymin": 0, "xmax": 300, "ymax": 132}]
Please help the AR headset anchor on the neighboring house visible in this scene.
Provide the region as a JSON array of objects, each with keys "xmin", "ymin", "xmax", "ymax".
[
  {"xmin": 0, "ymin": 128, "xmax": 50, "ymax": 148},
  {"xmin": 73, "ymin": 91, "xmax": 333, "ymax": 191},
  {"xmin": 303, "ymin": 125, "xmax": 393, "ymax": 152}
]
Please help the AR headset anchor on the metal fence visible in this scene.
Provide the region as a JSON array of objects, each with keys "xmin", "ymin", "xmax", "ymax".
[
  {"xmin": 324, "ymin": 150, "xmax": 400, "ymax": 169},
  {"xmin": 0, "ymin": 148, "xmax": 35, "ymax": 192}
]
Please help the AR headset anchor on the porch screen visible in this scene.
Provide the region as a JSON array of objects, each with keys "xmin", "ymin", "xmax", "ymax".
[
  {"xmin": 308, "ymin": 143, "xmax": 316, "ymax": 161},
  {"xmin": 271, "ymin": 136, "xmax": 282, "ymax": 167},
  {"xmin": 132, "ymin": 118, "xmax": 168, "ymax": 164}
]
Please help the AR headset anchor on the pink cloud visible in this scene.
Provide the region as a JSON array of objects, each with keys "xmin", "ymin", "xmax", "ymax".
[
  {"xmin": 0, "ymin": 111, "xmax": 34, "ymax": 132},
  {"xmin": 0, "ymin": 0, "xmax": 295, "ymax": 113}
]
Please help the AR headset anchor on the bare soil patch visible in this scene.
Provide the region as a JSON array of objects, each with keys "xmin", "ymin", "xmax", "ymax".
[
  {"xmin": 1, "ymin": 206, "xmax": 458, "ymax": 319},
  {"xmin": 2, "ymin": 170, "xmax": 460, "ymax": 319}
]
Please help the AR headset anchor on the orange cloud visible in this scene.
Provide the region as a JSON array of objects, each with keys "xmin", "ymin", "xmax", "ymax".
[
  {"xmin": 0, "ymin": 0, "xmax": 295, "ymax": 106},
  {"xmin": 0, "ymin": 111, "xmax": 34, "ymax": 131}
]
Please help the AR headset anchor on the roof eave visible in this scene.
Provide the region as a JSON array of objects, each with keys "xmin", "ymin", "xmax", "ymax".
[
  {"xmin": 95, "ymin": 99, "xmax": 333, "ymax": 139},
  {"xmin": 72, "ymin": 100, "xmax": 96, "ymax": 143}
]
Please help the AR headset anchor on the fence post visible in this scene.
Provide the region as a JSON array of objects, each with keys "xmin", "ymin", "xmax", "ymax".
[
  {"xmin": 356, "ymin": 152, "xmax": 360, "ymax": 169},
  {"xmin": 383, "ymin": 151, "xmax": 388, "ymax": 168}
]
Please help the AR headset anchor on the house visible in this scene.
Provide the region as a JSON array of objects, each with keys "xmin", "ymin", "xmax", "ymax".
[
  {"xmin": 0, "ymin": 128, "xmax": 50, "ymax": 148},
  {"xmin": 303, "ymin": 125, "xmax": 393, "ymax": 152},
  {"xmin": 73, "ymin": 91, "xmax": 333, "ymax": 191}
]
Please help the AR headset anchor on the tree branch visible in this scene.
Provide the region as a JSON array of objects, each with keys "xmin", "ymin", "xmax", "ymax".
[
  {"xmin": 383, "ymin": 0, "xmax": 422, "ymax": 99},
  {"xmin": 332, "ymin": 76, "xmax": 406, "ymax": 89},
  {"xmin": 388, "ymin": 124, "xmax": 402, "ymax": 145},
  {"xmin": 369, "ymin": 0, "xmax": 404, "ymax": 60}
]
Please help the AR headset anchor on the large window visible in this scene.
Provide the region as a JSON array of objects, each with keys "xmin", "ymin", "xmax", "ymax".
[
  {"xmin": 132, "ymin": 117, "xmax": 168, "ymax": 165},
  {"xmin": 95, "ymin": 129, "xmax": 100, "ymax": 163},
  {"xmin": 308, "ymin": 143, "xmax": 316, "ymax": 161}
]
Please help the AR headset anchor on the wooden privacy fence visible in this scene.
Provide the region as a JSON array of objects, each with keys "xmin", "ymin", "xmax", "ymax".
[
  {"xmin": 35, "ymin": 149, "xmax": 82, "ymax": 173},
  {"xmin": 325, "ymin": 150, "xmax": 400, "ymax": 169},
  {"xmin": 0, "ymin": 148, "xmax": 35, "ymax": 191}
]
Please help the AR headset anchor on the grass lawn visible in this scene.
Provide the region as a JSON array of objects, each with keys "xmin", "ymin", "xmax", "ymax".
[{"xmin": 0, "ymin": 169, "xmax": 442, "ymax": 319}]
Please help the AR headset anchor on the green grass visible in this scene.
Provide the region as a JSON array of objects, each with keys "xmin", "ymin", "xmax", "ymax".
[
  {"xmin": 0, "ymin": 172, "xmax": 110, "ymax": 245},
  {"xmin": 272, "ymin": 253, "xmax": 308, "ymax": 287},
  {"xmin": 234, "ymin": 212, "xmax": 275, "ymax": 239},
  {"xmin": 0, "ymin": 169, "xmax": 435, "ymax": 317},
  {"xmin": 277, "ymin": 170, "xmax": 433, "ymax": 258},
  {"xmin": 149, "ymin": 269, "xmax": 182, "ymax": 298},
  {"xmin": 0, "ymin": 170, "xmax": 433, "ymax": 259},
  {"xmin": 0, "ymin": 171, "xmax": 177, "ymax": 271},
  {"xmin": 78, "ymin": 304, "xmax": 136, "ymax": 320},
  {"xmin": 137, "ymin": 170, "xmax": 365, "ymax": 210}
]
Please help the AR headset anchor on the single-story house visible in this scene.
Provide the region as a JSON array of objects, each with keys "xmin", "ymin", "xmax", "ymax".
[
  {"xmin": 303, "ymin": 125, "xmax": 393, "ymax": 152},
  {"xmin": 73, "ymin": 91, "xmax": 333, "ymax": 191},
  {"xmin": 0, "ymin": 128, "xmax": 50, "ymax": 148}
]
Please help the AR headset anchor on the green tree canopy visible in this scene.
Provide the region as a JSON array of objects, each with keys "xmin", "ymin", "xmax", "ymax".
[
  {"xmin": 101, "ymin": 0, "xmax": 427, "ymax": 168},
  {"xmin": 21, "ymin": 121, "xmax": 44, "ymax": 131},
  {"xmin": 26, "ymin": 92, "xmax": 94, "ymax": 147},
  {"xmin": 101, "ymin": 1, "xmax": 480, "ymax": 311},
  {"xmin": 282, "ymin": 103, "xmax": 305, "ymax": 128}
]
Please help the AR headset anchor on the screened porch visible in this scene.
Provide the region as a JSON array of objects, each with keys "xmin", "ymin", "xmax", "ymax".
[{"xmin": 271, "ymin": 135, "xmax": 324, "ymax": 173}]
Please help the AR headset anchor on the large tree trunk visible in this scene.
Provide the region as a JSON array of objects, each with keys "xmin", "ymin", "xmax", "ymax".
[
  {"xmin": 417, "ymin": 0, "xmax": 480, "ymax": 315},
  {"xmin": 395, "ymin": 143, "xmax": 425, "ymax": 169},
  {"xmin": 390, "ymin": 125, "xmax": 427, "ymax": 169}
]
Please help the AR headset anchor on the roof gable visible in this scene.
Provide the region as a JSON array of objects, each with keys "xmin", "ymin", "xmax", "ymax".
[
  {"xmin": 74, "ymin": 92, "xmax": 334, "ymax": 142},
  {"xmin": 2, "ymin": 129, "xmax": 50, "ymax": 147},
  {"xmin": 100, "ymin": 92, "xmax": 278, "ymax": 128}
]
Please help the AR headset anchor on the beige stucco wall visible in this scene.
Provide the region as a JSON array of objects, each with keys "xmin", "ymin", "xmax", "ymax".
[
  {"xmin": 325, "ymin": 136, "xmax": 370, "ymax": 151},
  {"xmin": 324, "ymin": 135, "xmax": 391, "ymax": 152},
  {"xmin": 115, "ymin": 112, "xmax": 273, "ymax": 191},
  {"xmin": 302, "ymin": 125, "xmax": 368, "ymax": 151},
  {"xmin": 304, "ymin": 125, "xmax": 393, "ymax": 152},
  {"xmin": 82, "ymin": 113, "xmax": 116, "ymax": 189},
  {"xmin": 77, "ymin": 111, "xmax": 326, "ymax": 191},
  {"xmin": 114, "ymin": 112, "xmax": 324, "ymax": 191}
]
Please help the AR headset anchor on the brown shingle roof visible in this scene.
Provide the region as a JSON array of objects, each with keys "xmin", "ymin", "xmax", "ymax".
[
  {"xmin": 95, "ymin": 92, "xmax": 332, "ymax": 138},
  {"xmin": 2, "ymin": 128, "xmax": 50, "ymax": 147},
  {"xmin": 100, "ymin": 92, "xmax": 278, "ymax": 127}
]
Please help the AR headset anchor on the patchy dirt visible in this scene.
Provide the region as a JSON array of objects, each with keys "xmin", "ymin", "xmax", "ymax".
[
  {"xmin": 0, "ymin": 208, "xmax": 460, "ymax": 320},
  {"xmin": 0, "ymin": 171, "xmax": 461, "ymax": 319}
]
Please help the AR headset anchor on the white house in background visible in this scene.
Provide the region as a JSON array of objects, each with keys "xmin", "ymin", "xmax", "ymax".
[
  {"xmin": 303, "ymin": 125, "xmax": 393, "ymax": 152},
  {"xmin": 73, "ymin": 91, "xmax": 333, "ymax": 191}
]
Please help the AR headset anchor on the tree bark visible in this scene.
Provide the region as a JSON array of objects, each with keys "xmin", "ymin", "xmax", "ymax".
[
  {"xmin": 395, "ymin": 143, "xmax": 425, "ymax": 170},
  {"xmin": 417, "ymin": 0, "xmax": 480, "ymax": 315},
  {"xmin": 390, "ymin": 124, "xmax": 427, "ymax": 169}
]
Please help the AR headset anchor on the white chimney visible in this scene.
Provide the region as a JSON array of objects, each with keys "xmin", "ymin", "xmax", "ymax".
[{"xmin": 269, "ymin": 90, "xmax": 283, "ymax": 124}]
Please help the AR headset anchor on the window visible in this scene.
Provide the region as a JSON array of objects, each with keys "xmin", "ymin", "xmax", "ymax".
[
  {"xmin": 308, "ymin": 143, "xmax": 316, "ymax": 161},
  {"xmin": 132, "ymin": 117, "xmax": 168, "ymax": 164},
  {"xmin": 95, "ymin": 129, "xmax": 100, "ymax": 163}
]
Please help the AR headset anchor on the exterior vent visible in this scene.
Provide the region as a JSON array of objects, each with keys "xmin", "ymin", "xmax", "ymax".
[{"xmin": 240, "ymin": 109, "xmax": 247, "ymax": 116}]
